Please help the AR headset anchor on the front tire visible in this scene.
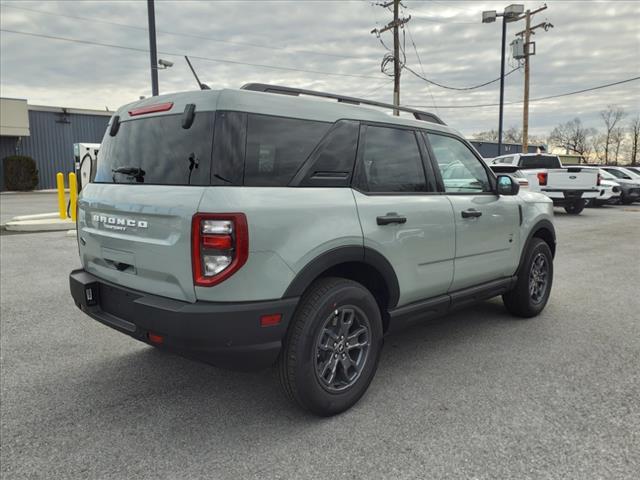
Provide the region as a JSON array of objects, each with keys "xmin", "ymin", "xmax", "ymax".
[
  {"xmin": 503, "ymin": 238, "xmax": 553, "ymax": 318},
  {"xmin": 278, "ymin": 277, "xmax": 383, "ymax": 416}
]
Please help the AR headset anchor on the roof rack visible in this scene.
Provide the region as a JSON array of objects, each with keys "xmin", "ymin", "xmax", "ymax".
[{"xmin": 240, "ymin": 83, "xmax": 446, "ymax": 126}]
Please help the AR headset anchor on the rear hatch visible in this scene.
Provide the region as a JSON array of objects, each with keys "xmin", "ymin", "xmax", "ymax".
[
  {"xmin": 545, "ymin": 167, "xmax": 598, "ymax": 191},
  {"xmin": 77, "ymin": 103, "xmax": 215, "ymax": 302},
  {"xmin": 518, "ymin": 156, "xmax": 598, "ymax": 192}
]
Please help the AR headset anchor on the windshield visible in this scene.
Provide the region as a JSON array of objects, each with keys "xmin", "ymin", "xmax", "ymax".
[
  {"xmin": 519, "ymin": 155, "xmax": 562, "ymax": 169},
  {"xmin": 604, "ymin": 168, "xmax": 631, "ymax": 180},
  {"xmin": 95, "ymin": 113, "xmax": 214, "ymax": 185}
]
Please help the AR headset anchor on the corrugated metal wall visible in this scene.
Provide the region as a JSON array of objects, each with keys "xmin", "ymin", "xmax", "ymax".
[{"xmin": 0, "ymin": 110, "xmax": 109, "ymax": 190}]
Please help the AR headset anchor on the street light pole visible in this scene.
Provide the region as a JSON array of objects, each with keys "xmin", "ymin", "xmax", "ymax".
[
  {"xmin": 147, "ymin": 0, "xmax": 159, "ymax": 96},
  {"xmin": 498, "ymin": 14, "xmax": 507, "ymax": 156},
  {"xmin": 482, "ymin": 4, "xmax": 524, "ymax": 156}
]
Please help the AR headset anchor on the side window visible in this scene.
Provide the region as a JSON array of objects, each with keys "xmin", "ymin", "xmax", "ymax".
[
  {"xmin": 211, "ymin": 111, "xmax": 246, "ymax": 185},
  {"xmin": 296, "ymin": 120, "xmax": 359, "ymax": 187},
  {"xmin": 244, "ymin": 114, "xmax": 331, "ymax": 186},
  {"xmin": 427, "ymin": 133, "xmax": 491, "ymax": 193},
  {"xmin": 357, "ymin": 126, "xmax": 427, "ymax": 193}
]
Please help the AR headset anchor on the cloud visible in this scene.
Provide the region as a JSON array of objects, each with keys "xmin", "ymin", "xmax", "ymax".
[{"xmin": 1, "ymin": 0, "xmax": 638, "ymax": 136}]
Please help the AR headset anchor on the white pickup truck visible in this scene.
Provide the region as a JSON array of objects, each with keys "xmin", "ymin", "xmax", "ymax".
[{"xmin": 490, "ymin": 153, "xmax": 599, "ymax": 214}]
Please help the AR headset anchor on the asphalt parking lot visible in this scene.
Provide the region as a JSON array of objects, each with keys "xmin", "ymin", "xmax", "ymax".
[
  {"xmin": 1, "ymin": 206, "xmax": 639, "ymax": 479},
  {"xmin": 0, "ymin": 192, "xmax": 60, "ymax": 226}
]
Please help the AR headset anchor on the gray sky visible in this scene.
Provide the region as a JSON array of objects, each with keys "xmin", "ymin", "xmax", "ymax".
[{"xmin": 1, "ymin": 0, "xmax": 639, "ymax": 136}]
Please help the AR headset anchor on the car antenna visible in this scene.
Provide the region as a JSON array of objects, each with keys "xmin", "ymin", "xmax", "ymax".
[{"xmin": 185, "ymin": 56, "xmax": 211, "ymax": 90}]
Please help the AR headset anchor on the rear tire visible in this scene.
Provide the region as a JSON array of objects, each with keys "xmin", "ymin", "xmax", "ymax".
[
  {"xmin": 278, "ymin": 277, "xmax": 383, "ymax": 416},
  {"xmin": 503, "ymin": 238, "xmax": 553, "ymax": 318},
  {"xmin": 564, "ymin": 200, "xmax": 585, "ymax": 214}
]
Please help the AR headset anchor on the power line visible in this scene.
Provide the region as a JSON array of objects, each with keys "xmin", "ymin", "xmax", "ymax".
[
  {"xmin": 406, "ymin": 76, "xmax": 640, "ymax": 109},
  {"xmin": 0, "ymin": 28, "xmax": 384, "ymax": 80},
  {"xmin": 405, "ymin": 23, "xmax": 440, "ymax": 117},
  {"xmin": 0, "ymin": 3, "xmax": 366, "ymax": 61},
  {"xmin": 403, "ymin": 64, "xmax": 521, "ymax": 91}
]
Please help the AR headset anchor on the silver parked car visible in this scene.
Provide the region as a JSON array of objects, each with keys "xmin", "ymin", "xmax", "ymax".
[{"xmin": 70, "ymin": 84, "xmax": 556, "ymax": 415}]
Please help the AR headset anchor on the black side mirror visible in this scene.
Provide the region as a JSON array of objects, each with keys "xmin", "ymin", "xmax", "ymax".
[{"xmin": 497, "ymin": 174, "xmax": 520, "ymax": 196}]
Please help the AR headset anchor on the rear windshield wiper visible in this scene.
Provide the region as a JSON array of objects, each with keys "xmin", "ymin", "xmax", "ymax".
[{"xmin": 112, "ymin": 166, "xmax": 145, "ymax": 183}]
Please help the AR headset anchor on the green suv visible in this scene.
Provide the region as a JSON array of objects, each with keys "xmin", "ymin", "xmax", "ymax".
[{"xmin": 70, "ymin": 84, "xmax": 556, "ymax": 416}]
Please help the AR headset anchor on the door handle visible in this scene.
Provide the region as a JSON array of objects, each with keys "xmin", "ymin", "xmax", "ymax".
[
  {"xmin": 376, "ymin": 212, "xmax": 407, "ymax": 225},
  {"xmin": 461, "ymin": 208, "xmax": 482, "ymax": 219}
]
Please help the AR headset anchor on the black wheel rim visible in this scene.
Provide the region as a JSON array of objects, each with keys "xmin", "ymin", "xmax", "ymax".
[
  {"xmin": 314, "ymin": 306, "xmax": 371, "ymax": 392},
  {"xmin": 529, "ymin": 252, "xmax": 549, "ymax": 304}
]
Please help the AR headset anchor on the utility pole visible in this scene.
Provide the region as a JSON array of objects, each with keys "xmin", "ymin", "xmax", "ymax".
[
  {"xmin": 371, "ymin": 1, "xmax": 411, "ymax": 115},
  {"xmin": 522, "ymin": 10, "xmax": 531, "ymax": 153},
  {"xmin": 515, "ymin": 4, "xmax": 552, "ymax": 152},
  {"xmin": 147, "ymin": 0, "xmax": 159, "ymax": 96},
  {"xmin": 393, "ymin": 0, "xmax": 400, "ymax": 115}
]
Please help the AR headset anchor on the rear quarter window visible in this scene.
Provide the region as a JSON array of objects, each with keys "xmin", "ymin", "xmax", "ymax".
[{"xmin": 244, "ymin": 114, "xmax": 331, "ymax": 186}]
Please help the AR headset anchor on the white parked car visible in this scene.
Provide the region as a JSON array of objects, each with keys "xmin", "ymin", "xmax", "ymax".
[{"xmin": 599, "ymin": 166, "xmax": 640, "ymax": 204}]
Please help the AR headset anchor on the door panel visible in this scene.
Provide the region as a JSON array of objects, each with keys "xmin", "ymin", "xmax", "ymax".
[
  {"xmin": 424, "ymin": 132, "xmax": 521, "ymax": 291},
  {"xmin": 353, "ymin": 191, "xmax": 455, "ymax": 306},
  {"xmin": 352, "ymin": 125, "xmax": 455, "ymax": 307},
  {"xmin": 447, "ymin": 195, "xmax": 520, "ymax": 290}
]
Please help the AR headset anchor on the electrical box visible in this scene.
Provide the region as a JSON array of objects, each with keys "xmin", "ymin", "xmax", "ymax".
[
  {"xmin": 511, "ymin": 38, "xmax": 526, "ymax": 59},
  {"xmin": 74, "ymin": 143, "xmax": 100, "ymax": 191}
]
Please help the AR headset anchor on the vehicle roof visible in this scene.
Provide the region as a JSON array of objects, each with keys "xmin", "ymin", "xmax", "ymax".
[
  {"xmin": 495, "ymin": 153, "xmax": 558, "ymax": 158},
  {"xmin": 114, "ymin": 88, "xmax": 457, "ymax": 136}
]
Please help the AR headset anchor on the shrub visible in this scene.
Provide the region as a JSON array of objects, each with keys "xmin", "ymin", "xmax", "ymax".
[{"xmin": 3, "ymin": 155, "xmax": 39, "ymax": 191}]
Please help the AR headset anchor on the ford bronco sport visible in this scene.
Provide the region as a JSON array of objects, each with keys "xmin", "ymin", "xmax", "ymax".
[{"xmin": 70, "ymin": 84, "xmax": 556, "ymax": 416}]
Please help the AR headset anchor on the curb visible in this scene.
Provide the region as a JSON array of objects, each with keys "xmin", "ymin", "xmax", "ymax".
[{"xmin": 4, "ymin": 218, "xmax": 76, "ymax": 232}]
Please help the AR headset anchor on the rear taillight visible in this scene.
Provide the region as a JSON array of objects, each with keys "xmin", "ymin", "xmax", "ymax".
[
  {"xmin": 191, "ymin": 213, "xmax": 248, "ymax": 287},
  {"xmin": 597, "ymin": 173, "xmax": 601, "ymax": 186},
  {"xmin": 537, "ymin": 172, "xmax": 548, "ymax": 186}
]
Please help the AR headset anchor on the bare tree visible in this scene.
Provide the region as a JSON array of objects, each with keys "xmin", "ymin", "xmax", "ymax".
[
  {"xmin": 503, "ymin": 126, "xmax": 522, "ymax": 144},
  {"xmin": 600, "ymin": 105, "xmax": 626, "ymax": 164},
  {"xmin": 472, "ymin": 129, "xmax": 499, "ymax": 142},
  {"xmin": 630, "ymin": 116, "xmax": 640, "ymax": 166},
  {"xmin": 611, "ymin": 127, "xmax": 626, "ymax": 165},
  {"xmin": 549, "ymin": 118, "xmax": 596, "ymax": 161}
]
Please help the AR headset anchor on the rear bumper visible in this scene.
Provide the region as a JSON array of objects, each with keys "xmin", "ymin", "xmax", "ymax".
[
  {"xmin": 69, "ymin": 269, "xmax": 299, "ymax": 370},
  {"xmin": 542, "ymin": 189, "xmax": 599, "ymax": 202}
]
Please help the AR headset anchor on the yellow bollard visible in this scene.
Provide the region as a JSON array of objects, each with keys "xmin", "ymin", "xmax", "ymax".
[
  {"xmin": 69, "ymin": 172, "xmax": 78, "ymax": 222},
  {"xmin": 56, "ymin": 172, "xmax": 67, "ymax": 220}
]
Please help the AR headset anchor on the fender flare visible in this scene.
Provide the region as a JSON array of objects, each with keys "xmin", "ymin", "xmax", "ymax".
[
  {"xmin": 518, "ymin": 219, "xmax": 556, "ymax": 273},
  {"xmin": 282, "ymin": 245, "xmax": 400, "ymax": 308}
]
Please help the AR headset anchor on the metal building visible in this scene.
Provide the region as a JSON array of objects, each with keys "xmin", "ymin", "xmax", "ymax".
[
  {"xmin": 0, "ymin": 98, "xmax": 111, "ymax": 190},
  {"xmin": 470, "ymin": 140, "xmax": 547, "ymax": 159}
]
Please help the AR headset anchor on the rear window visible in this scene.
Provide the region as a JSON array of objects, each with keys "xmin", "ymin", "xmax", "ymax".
[
  {"xmin": 95, "ymin": 113, "xmax": 214, "ymax": 185},
  {"xmin": 519, "ymin": 155, "xmax": 561, "ymax": 169},
  {"xmin": 244, "ymin": 114, "xmax": 331, "ymax": 186}
]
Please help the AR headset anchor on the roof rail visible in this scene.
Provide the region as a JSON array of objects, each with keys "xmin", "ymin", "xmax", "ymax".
[{"xmin": 240, "ymin": 83, "xmax": 446, "ymax": 125}]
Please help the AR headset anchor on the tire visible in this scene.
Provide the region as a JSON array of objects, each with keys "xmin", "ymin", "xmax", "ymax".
[
  {"xmin": 621, "ymin": 195, "xmax": 633, "ymax": 205},
  {"xmin": 503, "ymin": 238, "xmax": 553, "ymax": 318},
  {"xmin": 278, "ymin": 277, "xmax": 383, "ymax": 416},
  {"xmin": 564, "ymin": 200, "xmax": 585, "ymax": 214}
]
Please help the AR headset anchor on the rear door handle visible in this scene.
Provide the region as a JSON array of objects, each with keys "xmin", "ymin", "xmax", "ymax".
[
  {"xmin": 461, "ymin": 208, "xmax": 482, "ymax": 219},
  {"xmin": 376, "ymin": 212, "xmax": 407, "ymax": 225}
]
